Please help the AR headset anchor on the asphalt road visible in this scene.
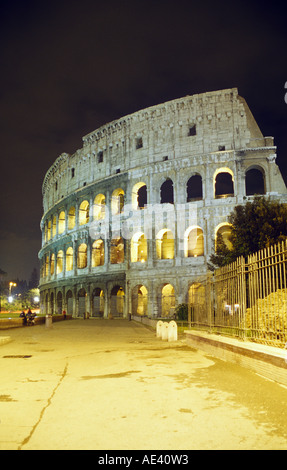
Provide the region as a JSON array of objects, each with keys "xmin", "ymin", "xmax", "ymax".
[{"xmin": 0, "ymin": 319, "xmax": 287, "ymax": 451}]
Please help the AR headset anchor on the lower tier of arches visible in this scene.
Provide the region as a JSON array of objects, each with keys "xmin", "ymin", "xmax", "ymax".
[{"xmin": 39, "ymin": 271, "xmax": 207, "ymax": 319}]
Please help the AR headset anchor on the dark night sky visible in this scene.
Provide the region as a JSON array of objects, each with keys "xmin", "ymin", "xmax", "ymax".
[{"xmin": 0, "ymin": 0, "xmax": 287, "ymax": 281}]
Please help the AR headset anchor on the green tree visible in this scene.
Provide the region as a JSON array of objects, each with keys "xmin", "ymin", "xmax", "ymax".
[{"xmin": 209, "ymin": 197, "xmax": 287, "ymax": 268}]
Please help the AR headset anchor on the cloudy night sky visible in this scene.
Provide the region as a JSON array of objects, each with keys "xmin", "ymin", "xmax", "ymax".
[{"xmin": 0, "ymin": 0, "xmax": 287, "ymax": 281}]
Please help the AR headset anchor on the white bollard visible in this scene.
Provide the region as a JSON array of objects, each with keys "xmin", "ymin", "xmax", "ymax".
[
  {"xmin": 161, "ymin": 322, "xmax": 169, "ymax": 340},
  {"xmin": 156, "ymin": 320, "xmax": 163, "ymax": 338},
  {"xmin": 168, "ymin": 320, "xmax": 178, "ymax": 342}
]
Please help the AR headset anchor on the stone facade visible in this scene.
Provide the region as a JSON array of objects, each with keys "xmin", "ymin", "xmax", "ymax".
[{"xmin": 38, "ymin": 88, "xmax": 287, "ymax": 318}]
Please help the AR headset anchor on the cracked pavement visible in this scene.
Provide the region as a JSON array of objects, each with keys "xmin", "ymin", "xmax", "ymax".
[{"xmin": 1, "ymin": 319, "xmax": 287, "ymax": 450}]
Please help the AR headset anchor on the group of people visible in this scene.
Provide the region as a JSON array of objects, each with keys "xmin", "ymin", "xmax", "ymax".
[{"xmin": 19, "ymin": 308, "xmax": 36, "ymax": 326}]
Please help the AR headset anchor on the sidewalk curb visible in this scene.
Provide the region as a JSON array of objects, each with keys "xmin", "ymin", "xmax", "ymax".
[{"xmin": 185, "ymin": 329, "xmax": 287, "ymax": 387}]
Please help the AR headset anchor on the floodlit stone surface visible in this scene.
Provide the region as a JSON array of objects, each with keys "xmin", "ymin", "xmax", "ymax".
[{"xmin": 38, "ymin": 88, "xmax": 287, "ymax": 319}]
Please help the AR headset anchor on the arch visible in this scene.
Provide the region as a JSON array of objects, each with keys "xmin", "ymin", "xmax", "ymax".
[
  {"xmin": 161, "ymin": 283, "xmax": 175, "ymax": 318},
  {"xmin": 245, "ymin": 166, "xmax": 266, "ymax": 195},
  {"xmin": 66, "ymin": 289, "xmax": 74, "ymax": 315},
  {"xmin": 79, "ymin": 200, "xmax": 90, "ymax": 225},
  {"xmin": 47, "ymin": 220, "xmax": 51, "ymax": 241},
  {"xmin": 188, "ymin": 283, "xmax": 206, "ymax": 324},
  {"xmin": 77, "ymin": 243, "xmax": 87, "ymax": 269},
  {"xmin": 93, "ymin": 194, "xmax": 106, "ymax": 220},
  {"xmin": 184, "ymin": 226, "xmax": 204, "ymax": 257},
  {"xmin": 214, "ymin": 168, "xmax": 234, "ymax": 198},
  {"xmin": 110, "ymin": 237, "xmax": 124, "ymax": 264},
  {"xmin": 132, "ymin": 285, "xmax": 148, "ymax": 316},
  {"xmin": 132, "ymin": 182, "xmax": 147, "ymax": 210},
  {"xmin": 131, "ymin": 232, "xmax": 147, "ymax": 263},
  {"xmin": 50, "ymin": 253, "xmax": 55, "ymax": 275},
  {"xmin": 66, "ymin": 247, "xmax": 73, "ymax": 272},
  {"xmin": 186, "ymin": 174, "xmax": 203, "ymax": 201},
  {"xmin": 58, "ymin": 211, "xmax": 66, "ymax": 234},
  {"xmin": 68, "ymin": 206, "xmax": 76, "ymax": 230},
  {"xmin": 110, "ymin": 285, "xmax": 125, "ymax": 317},
  {"xmin": 160, "ymin": 178, "xmax": 174, "ymax": 204},
  {"xmin": 56, "ymin": 250, "xmax": 63, "ymax": 274},
  {"xmin": 56, "ymin": 291, "xmax": 63, "ymax": 315},
  {"xmin": 156, "ymin": 229, "xmax": 174, "ymax": 259},
  {"xmin": 92, "ymin": 287, "xmax": 104, "ymax": 317},
  {"xmin": 52, "ymin": 215, "xmax": 57, "ymax": 238},
  {"xmin": 78, "ymin": 288, "xmax": 86, "ymax": 317},
  {"xmin": 215, "ymin": 223, "xmax": 233, "ymax": 250},
  {"xmin": 92, "ymin": 239, "xmax": 105, "ymax": 267},
  {"xmin": 45, "ymin": 255, "xmax": 49, "ymax": 277},
  {"xmin": 111, "ymin": 188, "xmax": 124, "ymax": 215}
]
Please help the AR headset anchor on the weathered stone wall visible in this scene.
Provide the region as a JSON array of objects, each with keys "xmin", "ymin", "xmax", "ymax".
[{"xmin": 38, "ymin": 88, "xmax": 287, "ymax": 318}]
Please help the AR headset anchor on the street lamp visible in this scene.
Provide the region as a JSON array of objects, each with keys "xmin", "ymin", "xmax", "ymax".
[{"xmin": 9, "ymin": 282, "xmax": 17, "ymax": 296}]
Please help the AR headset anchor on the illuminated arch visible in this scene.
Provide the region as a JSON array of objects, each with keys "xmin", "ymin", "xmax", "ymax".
[
  {"xmin": 58, "ymin": 211, "xmax": 66, "ymax": 234},
  {"xmin": 93, "ymin": 194, "xmax": 106, "ymax": 220},
  {"xmin": 92, "ymin": 239, "xmax": 105, "ymax": 267},
  {"xmin": 56, "ymin": 250, "xmax": 64, "ymax": 274},
  {"xmin": 68, "ymin": 206, "xmax": 76, "ymax": 230},
  {"xmin": 213, "ymin": 167, "xmax": 234, "ymax": 198},
  {"xmin": 79, "ymin": 200, "xmax": 90, "ymax": 225},
  {"xmin": 132, "ymin": 182, "xmax": 147, "ymax": 210},
  {"xmin": 161, "ymin": 283, "xmax": 175, "ymax": 317},
  {"xmin": 110, "ymin": 237, "xmax": 124, "ymax": 264},
  {"xmin": 131, "ymin": 232, "xmax": 147, "ymax": 263},
  {"xmin": 66, "ymin": 247, "xmax": 73, "ymax": 272},
  {"xmin": 215, "ymin": 222, "xmax": 233, "ymax": 250},
  {"xmin": 156, "ymin": 229, "xmax": 174, "ymax": 259},
  {"xmin": 77, "ymin": 243, "xmax": 87, "ymax": 269},
  {"xmin": 184, "ymin": 226, "xmax": 204, "ymax": 257},
  {"xmin": 111, "ymin": 188, "xmax": 124, "ymax": 215}
]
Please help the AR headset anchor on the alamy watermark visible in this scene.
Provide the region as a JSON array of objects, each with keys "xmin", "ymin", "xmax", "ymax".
[{"xmin": 89, "ymin": 202, "xmax": 198, "ymax": 251}]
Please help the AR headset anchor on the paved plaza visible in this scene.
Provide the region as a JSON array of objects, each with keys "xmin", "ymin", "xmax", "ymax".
[{"xmin": 0, "ymin": 319, "xmax": 287, "ymax": 450}]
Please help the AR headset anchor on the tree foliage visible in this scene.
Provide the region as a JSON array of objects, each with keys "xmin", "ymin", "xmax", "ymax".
[{"xmin": 209, "ymin": 197, "xmax": 287, "ymax": 268}]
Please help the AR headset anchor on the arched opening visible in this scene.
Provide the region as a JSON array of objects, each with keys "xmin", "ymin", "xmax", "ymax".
[
  {"xmin": 215, "ymin": 224, "xmax": 233, "ymax": 250},
  {"xmin": 156, "ymin": 229, "xmax": 174, "ymax": 259},
  {"xmin": 131, "ymin": 232, "xmax": 147, "ymax": 263},
  {"xmin": 66, "ymin": 290, "xmax": 73, "ymax": 315},
  {"xmin": 58, "ymin": 211, "xmax": 66, "ymax": 234},
  {"xmin": 92, "ymin": 288, "xmax": 104, "ymax": 317},
  {"xmin": 132, "ymin": 285, "xmax": 148, "ymax": 316},
  {"xmin": 188, "ymin": 283, "xmax": 206, "ymax": 324},
  {"xmin": 56, "ymin": 250, "xmax": 63, "ymax": 274},
  {"xmin": 214, "ymin": 169, "xmax": 234, "ymax": 198},
  {"xmin": 52, "ymin": 215, "xmax": 57, "ymax": 238},
  {"xmin": 161, "ymin": 284, "xmax": 175, "ymax": 318},
  {"xmin": 184, "ymin": 226, "xmax": 204, "ymax": 257},
  {"xmin": 56, "ymin": 291, "xmax": 63, "ymax": 315},
  {"xmin": 110, "ymin": 237, "xmax": 124, "ymax": 264},
  {"xmin": 79, "ymin": 200, "xmax": 90, "ymax": 225},
  {"xmin": 77, "ymin": 243, "xmax": 87, "ymax": 269},
  {"xmin": 50, "ymin": 253, "xmax": 55, "ymax": 275},
  {"xmin": 50, "ymin": 292, "xmax": 54, "ymax": 315},
  {"xmin": 160, "ymin": 179, "xmax": 174, "ymax": 204},
  {"xmin": 92, "ymin": 239, "xmax": 104, "ymax": 267},
  {"xmin": 78, "ymin": 288, "xmax": 86, "ymax": 317},
  {"xmin": 132, "ymin": 182, "xmax": 147, "ymax": 210},
  {"xmin": 111, "ymin": 188, "xmax": 124, "ymax": 215},
  {"xmin": 110, "ymin": 285, "xmax": 125, "ymax": 317},
  {"xmin": 186, "ymin": 175, "xmax": 203, "ymax": 201},
  {"xmin": 93, "ymin": 194, "xmax": 106, "ymax": 220},
  {"xmin": 45, "ymin": 255, "xmax": 49, "ymax": 277},
  {"xmin": 245, "ymin": 167, "xmax": 266, "ymax": 195},
  {"xmin": 47, "ymin": 220, "xmax": 51, "ymax": 241},
  {"xmin": 66, "ymin": 247, "xmax": 73, "ymax": 272},
  {"xmin": 68, "ymin": 206, "xmax": 76, "ymax": 230}
]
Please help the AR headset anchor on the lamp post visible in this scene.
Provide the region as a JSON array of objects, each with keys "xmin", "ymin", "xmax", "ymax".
[{"xmin": 8, "ymin": 282, "xmax": 17, "ymax": 303}]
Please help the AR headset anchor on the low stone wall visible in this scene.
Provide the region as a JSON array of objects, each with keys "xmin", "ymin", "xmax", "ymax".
[
  {"xmin": 0, "ymin": 314, "xmax": 72, "ymax": 329},
  {"xmin": 185, "ymin": 329, "xmax": 287, "ymax": 387}
]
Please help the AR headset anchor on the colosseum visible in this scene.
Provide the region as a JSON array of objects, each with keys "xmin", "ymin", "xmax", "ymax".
[{"xmin": 38, "ymin": 87, "xmax": 287, "ymax": 319}]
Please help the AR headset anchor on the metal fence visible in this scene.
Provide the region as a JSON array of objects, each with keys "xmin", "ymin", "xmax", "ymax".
[{"xmin": 190, "ymin": 240, "xmax": 287, "ymax": 348}]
